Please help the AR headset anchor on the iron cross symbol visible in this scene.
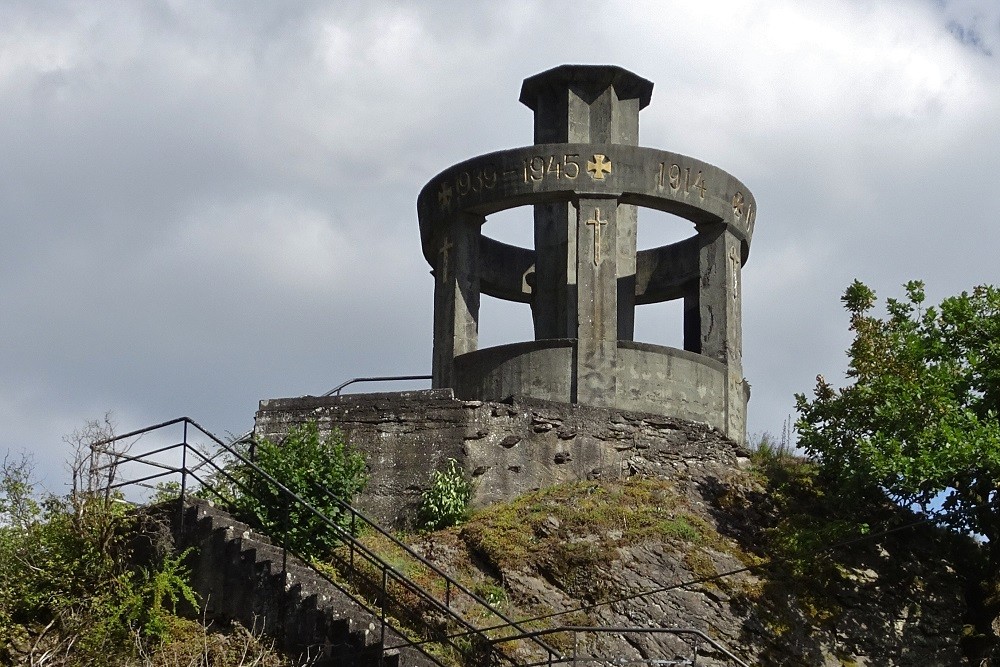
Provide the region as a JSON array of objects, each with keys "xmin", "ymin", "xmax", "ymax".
[
  {"xmin": 438, "ymin": 237, "xmax": 454, "ymax": 284},
  {"xmin": 587, "ymin": 154, "xmax": 612, "ymax": 180},
  {"xmin": 586, "ymin": 208, "xmax": 608, "ymax": 266},
  {"xmin": 438, "ymin": 182, "xmax": 453, "ymax": 210}
]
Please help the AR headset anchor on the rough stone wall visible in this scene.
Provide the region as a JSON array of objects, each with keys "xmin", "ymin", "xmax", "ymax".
[
  {"xmin": 253, "ymin": 389, "xmax": 979, "ymax": 664},
  {"xmin": 254, "ymin": 389, "xmax": 744, "ymax": 528}
]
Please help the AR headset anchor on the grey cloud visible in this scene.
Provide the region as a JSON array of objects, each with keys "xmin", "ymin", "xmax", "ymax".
[{"xmin": 2, "ymin": 1, "xmax": 997, "ymax": 487}]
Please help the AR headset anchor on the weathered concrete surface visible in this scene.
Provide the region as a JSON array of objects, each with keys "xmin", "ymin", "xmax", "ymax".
[
  {"xmin": 416, "ymin": 65, "xmax": 755, "ymax": 444},
  {"xmin": 520, "ymin": 65, "xmax": 650, "ymax": 343},
  {"xmin": 255, "ymin": 389, "xmax": 742, "ymax": 529},
  {"xmin": 250, "ymin": 389, "xmax": 983, "ymax": 664},
  {"xmin": 453, "ymin": 340, "xmax": 740, "ymax": 433},
  {"xmin": 150, "ymin": 498, "xmax": 437, "ymax": 667}
]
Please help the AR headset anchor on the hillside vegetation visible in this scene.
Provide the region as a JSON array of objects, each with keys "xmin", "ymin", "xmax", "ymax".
[
  {"xmin": 0, "ymin": 426, "xmax": 298, "ymax": 667},
  {"xmin": 340, "ymin": 441, "xmax": 987, "ymax": 665},
  {"xmin": 2, "ymin": 415, "xmax": 992, "ymax": 666}
]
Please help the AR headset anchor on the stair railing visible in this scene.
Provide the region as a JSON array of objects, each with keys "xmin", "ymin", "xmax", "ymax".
[
  {"xmin": 308, "ymin": 479, "xmax": 558, "ymax": 662},
  {"xmin": 96, "ymin": 417, "xmax": 751, "ymax": 667},
  {"xmin": 96, "ymin": 417, "xmax": 562, "ymax": 667},
  {"xmin": 496, "ymin": 626, "xmax": 751, "ymax": 667}
]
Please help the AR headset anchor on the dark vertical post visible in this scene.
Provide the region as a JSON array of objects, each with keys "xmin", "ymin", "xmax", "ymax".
[
  {"xmin": 519, "ymin": 65, "xmax": 652, "ymax": 342},
  {"xmin": 380, "ymin": 567, "xmax": 388, "ymax": 658},
  {"xmin": 179, "ymin": 420, "xmax": 188, "ymax": 533},
  {"xmin": 683, "ymin": 286, "xmax": 702, "ymax": 353},
  {"xmin": 431, "ymin": 212, "xmax": 482, "ymax": 389},
  {"xmin": 697, "ymin": 223, "xmax": 746, "ymax": 438}
]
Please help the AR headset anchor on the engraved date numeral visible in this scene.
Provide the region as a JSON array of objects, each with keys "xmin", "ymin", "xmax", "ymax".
[
  {"xmin": 438, "ymin": 165, "xmax": 498, "ymax": 210},
  {"xmin": 454, "ymin": 166, "xmax": 498, "ymax": 197},
  {"xmin": 657, "ymin": 162, "xmax": 707, "ymax": 200},
  {"xmin": 524, "ymin": 154, "xmax": 581, "ymax": 182},
  {"xmin": 732, "ymin": 192, "xmax": 755, "ymax": 234}
]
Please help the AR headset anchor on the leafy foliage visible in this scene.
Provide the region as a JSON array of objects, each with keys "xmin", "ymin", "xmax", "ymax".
[
  {"xmin": 129, "ymin": 549, "xmax": 200, "ymax": 643},
  {"xmin": 418, "ymin": 458, "xmax": 472, "ymax": 531},
  {"xmin": 0, "ymin": 454, "xmax": 200, "ymax": 664},
  {"xmin": 795, "ymin": 280, "xmax": 1000, "ymax": 564},
  {"xmin": 226, "ymin": 422, "xmax": 367, "ymax": 558}
]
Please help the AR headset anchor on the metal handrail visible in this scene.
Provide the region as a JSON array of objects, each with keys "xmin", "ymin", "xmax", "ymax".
[
  {"xmin": 99, "ymin": 417, "xmax": 560, "ymax": 666},
  {"xmin": 309, "ymin": 480, "xmax": 558, "ymax": 653},
  {"xmin": 321, "ymin": 374, "xmax": 433, "ymax": 397},
  {"xmin": 500, "ymin": 626, "xmax": 751, "ymax": 667},
  {"xmin": 224, "ymin": 374, "xmax": 434, "ymax": 446},
  {"xmin": 99, "ymin": 418, "xmax": 750, "ymax": 667},
  {"xmin": 93, "ymin": 416, "xmax": 227, "ymax": 449}
]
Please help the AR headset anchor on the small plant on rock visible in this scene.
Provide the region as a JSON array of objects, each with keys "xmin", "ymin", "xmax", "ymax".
[{"xmin": 418, "ymin": 459, "xmax": 472, "ymax": 531}]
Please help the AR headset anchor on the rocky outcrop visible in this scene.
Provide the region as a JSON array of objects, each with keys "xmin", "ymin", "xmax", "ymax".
[
  {"xmin": 396, "ymin": 468, "xmax": 976, "ymax": 666},
  {"xmin": 253, "ymin": 390, "xmax": 987, "ymax": 664}
]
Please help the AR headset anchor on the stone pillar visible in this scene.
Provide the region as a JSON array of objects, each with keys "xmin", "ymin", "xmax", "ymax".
[
  {"xmin": 519, "ymin": 65, "xmax": 652, "ymax": 342},
  {"xmin": 696, "ymin": 223, "xmax": 745, "ymax": 438},
  {"xmin": 575, "ymin": 198, "xmax": 618, "ymax": 406},
  {"xmin": 432, "ymin": 213, "xmax": 482, "ymax": 389}
]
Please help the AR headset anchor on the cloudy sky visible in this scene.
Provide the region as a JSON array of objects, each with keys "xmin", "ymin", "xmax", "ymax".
[{"xmin": 3, "ymin": 1, "xmax": 998, "ymax": 490}]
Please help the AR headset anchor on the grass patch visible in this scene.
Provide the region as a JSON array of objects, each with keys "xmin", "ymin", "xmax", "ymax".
[
  {"xmin": 315, "ymin": 478, "xmax": 727, "ymax": 665},
  {"xmin": 460, "ymin": 478, "xmax": 705, "ymax": 574}
]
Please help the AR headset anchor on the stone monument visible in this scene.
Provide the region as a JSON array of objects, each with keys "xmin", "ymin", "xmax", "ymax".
[{"xmin": 417, "ymin": 65, "xmax": 755, "ymax": 442}]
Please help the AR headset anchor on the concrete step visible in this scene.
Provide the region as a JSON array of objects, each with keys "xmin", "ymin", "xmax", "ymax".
[{"xmin": 166, "ymin": 498, "xmax": 439, "ymax": 667}]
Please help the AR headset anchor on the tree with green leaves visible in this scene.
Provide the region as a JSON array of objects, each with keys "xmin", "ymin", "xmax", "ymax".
[
  {"xmin": 795, "ymin": 280, "xmax": 1000, "ymax": 646},
  {"xmin": 226, "ymin": 422, "xmax": 367, "ymax": 559}
]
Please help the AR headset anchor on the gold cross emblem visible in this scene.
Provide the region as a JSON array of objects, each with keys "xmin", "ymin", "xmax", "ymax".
[
  {"xmin": 587, "ymin": 154, "xmax": 612, "ymax": 180},
  {"xmin": 438, "ymin": 182, "xmax": 453, "ymax": 210},
  {"xmin": 586, "ymin": 208, "xmax": 608, "ymax": 266}
]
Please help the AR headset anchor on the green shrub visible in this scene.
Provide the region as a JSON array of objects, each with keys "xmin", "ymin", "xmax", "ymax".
[
  {"xmin": 226, "ymin": 422, "xmax": 367, "ymax": 559},
  {"xmin": 418, "ymin": 458, "xmax": 472, "ymax": 531},
  {"xmin": 0, "ymin": 455, "xmax": 201, "ymax": 665}
]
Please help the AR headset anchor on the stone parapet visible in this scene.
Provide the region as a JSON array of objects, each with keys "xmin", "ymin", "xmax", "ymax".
[{"xmin": 255, "ymin": 390, "xmax": 743, "ymax": 529}]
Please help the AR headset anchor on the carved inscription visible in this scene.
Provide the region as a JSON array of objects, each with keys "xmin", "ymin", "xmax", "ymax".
[
  {"xmin": 438, "ymin": 237, "xmax": 453, "ymax": 284},
  {"xmin": 656, "ymin": 162, "xmax": 707, "ymax": 200},
  {"xmin": 438, "ymin": 182, "xmax": 453, "ymax": 211},
  {"xmin": 438, "ymin": 165, "xmax": 499, "ymax": 210},
  {"xmin": 732, "ymin": 191, "xmax": 755, "ymax": 236},
  {"xmin": 586, "ymin": 208, "xmax": 608, "ymax": 266},
  {"xmin": 523, "ymin": 154, "xmax": 581, "ymax": 182},
  {"xmin": 731, "ymin": 191, "xmax": 745, "ymax": 218},
  {"xmin": 729, "ymin": 246, "xmax": 740, "ymax": 301}
]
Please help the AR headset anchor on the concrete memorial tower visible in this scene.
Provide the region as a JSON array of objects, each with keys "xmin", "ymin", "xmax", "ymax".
[{"xmin": 417, "ymin": 65, "xmax": 755, "ymax": 442}]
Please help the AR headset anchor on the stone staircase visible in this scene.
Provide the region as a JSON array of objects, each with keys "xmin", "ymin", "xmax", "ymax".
[{"xmin": 169, "ymin": 498, "xmax": 439, "ymax": 667}]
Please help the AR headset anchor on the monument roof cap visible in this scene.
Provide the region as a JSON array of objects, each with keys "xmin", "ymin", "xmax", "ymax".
[{"xmin": 519, "ymin": 64, "xmax": 653, "ymax": 110}]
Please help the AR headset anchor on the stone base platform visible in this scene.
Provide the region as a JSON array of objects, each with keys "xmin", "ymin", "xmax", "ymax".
[
  {"xmin": 255, "ymin": 389, "xmax": 744, "ymax": 528},
  {"xmin": 453, "ymin": 339, "xmax": 749, "ymax": 437}
]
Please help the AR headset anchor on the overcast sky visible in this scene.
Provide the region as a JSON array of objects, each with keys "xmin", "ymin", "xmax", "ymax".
[{"xmin": 3, "ymin": 1, "xmax": 998, "ymax": 490}]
